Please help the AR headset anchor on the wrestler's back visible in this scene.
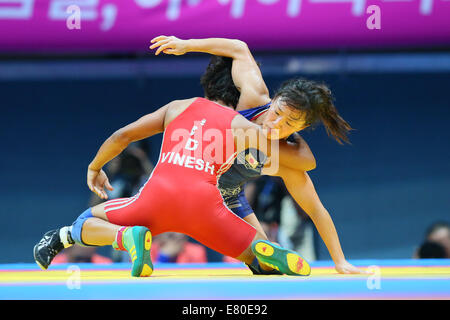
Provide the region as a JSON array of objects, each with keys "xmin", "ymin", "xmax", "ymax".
[{"xmin": 137, "ymin": 98, "xmax": 239, "ymax": 230}]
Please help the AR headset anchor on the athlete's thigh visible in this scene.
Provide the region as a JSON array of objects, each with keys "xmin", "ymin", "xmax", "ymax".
[
  {"xmin": 91, "ymin": 202, "xmax": 108, "ymax": 220},
  {"xmin": 192, "ymin": 205, "xmax": 258, "ymax": 258},
  {"xmin": 91, "ymin": 197, "xmax": 135, "ymax": 222}
]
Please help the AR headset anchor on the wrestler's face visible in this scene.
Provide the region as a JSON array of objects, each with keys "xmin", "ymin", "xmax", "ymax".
[{"xmin": 262, "ymin": 99, "xmax": 309, "ymax": 139}]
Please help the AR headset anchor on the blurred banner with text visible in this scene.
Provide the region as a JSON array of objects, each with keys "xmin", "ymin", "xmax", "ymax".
[{"xmin": 0, "ymin": 0, "xmax": 449, "ymax": 53}]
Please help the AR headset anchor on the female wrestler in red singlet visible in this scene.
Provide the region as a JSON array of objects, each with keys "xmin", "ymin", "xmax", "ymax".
[
  {"xmin": 34, "ymin": 96, "xmax": 311, "ymax": 277},
  {"xmin": 97, "ymin": 97, "xmax": 258, "ymax": 259}
]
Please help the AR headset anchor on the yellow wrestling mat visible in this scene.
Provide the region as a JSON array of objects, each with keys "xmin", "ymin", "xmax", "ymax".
[{"xmin": 1, "ymin": 260, "xmax": 449, "ymax": 299}]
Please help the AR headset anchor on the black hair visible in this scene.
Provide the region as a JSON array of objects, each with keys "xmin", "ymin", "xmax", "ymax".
[
  {"xmin": 200, "ymin": 56, "xmax": 240, "ymax": 108},
  {"xmin": 201, "ymin": 59, "xmax": 351, "ymax": 144},
  {"xmin": 273, "ymin": 78, "xmax": 353, "ymax": 145}
]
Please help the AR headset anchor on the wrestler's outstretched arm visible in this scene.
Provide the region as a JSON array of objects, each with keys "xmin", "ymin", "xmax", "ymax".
[
  {"xmin": 150, "ymin": 36, "xmax": 270, "ymax": 110},
  {"xmin": 87, "ymin": 99, "xmax": 194, "ymax": 199},
  {"xmin": 149, "ymin": 36, "xmax": 315, "ymax": 171},
  {"xmin": 273, "ymin": 166, "xmax": 369, "ymax": 274}
]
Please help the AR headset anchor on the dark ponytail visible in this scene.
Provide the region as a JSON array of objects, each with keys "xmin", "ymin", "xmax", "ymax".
[{"xmin": 274, "ymin": 78, "xmax": 353, "ymax": 144}]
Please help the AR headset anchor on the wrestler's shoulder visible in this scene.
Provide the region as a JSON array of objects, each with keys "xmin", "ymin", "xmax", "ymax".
[
  {"xmin": 168, "ymin": 97, "xmax": 199, "ymax": 109},
  {"xmin": 231, "ymin": 112, "xmax": 259, "ymax": 130},
  {"xmin": 164, "ymin": 97, "xmax": 198, "ymax": 122}
]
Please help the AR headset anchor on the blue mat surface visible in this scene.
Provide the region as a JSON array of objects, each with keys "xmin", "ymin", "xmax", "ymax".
[{"xmin": 1, "ymin": 260, "xmax": 449, "ymax": 300}]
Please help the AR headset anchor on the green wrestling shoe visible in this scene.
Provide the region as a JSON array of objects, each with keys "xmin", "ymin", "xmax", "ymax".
[
  {"xmin": 113, "ymin": 226, "xmax": 153, "ymax": 277},
  {"xmin": 251, "ymin": 240, "xmax": 311, "ymax": 276}
]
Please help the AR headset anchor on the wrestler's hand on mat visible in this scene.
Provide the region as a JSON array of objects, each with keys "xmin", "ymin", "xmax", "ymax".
[
  {"xmin": 335, "ymin": 260, "xmax": 371, "ymax": 274},
  {"xmin": 149, "ymin": 35, "xmax": 188, "ymax": 56},
  {"xmin": 87, "ymin": 168, "xmax": 114, "ymax": 200}
]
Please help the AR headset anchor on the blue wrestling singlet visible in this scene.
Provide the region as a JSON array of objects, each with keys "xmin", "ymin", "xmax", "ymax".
[{"xmin": 218, "ymin": 103, "xmax": 271, "ymax": 218}]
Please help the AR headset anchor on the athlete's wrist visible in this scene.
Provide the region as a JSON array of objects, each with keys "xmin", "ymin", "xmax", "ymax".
[
  {"xmin": 185, "ymin": 38, "xmax": 204, "ymax": 53},
  {"xmin": 333, "ymin": 256, "xmax": 347, "ymax": 266},
  {"xmin": 185, "ymin": 39, "xmax": 203, "ymax": 53},
  {"xmin": 88, "ymin": 163, "xmax": 102, "ymax": 172}
]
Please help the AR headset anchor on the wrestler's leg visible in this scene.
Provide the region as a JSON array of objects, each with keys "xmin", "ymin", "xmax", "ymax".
[
  {"xmin": 80, "ymin": 217, "xmax": 119, "ymax": 246},
  {"xmin": 235, "ymin": 231, "xmax": 276, "ymax": 272},
  {"xmin": 33, "ymin": 202, "xmax": 122, "ymax": 270},
  {"xmin": 75, "ymin": 198, "xmax": 144, "ymax": 246},
  {"xmin": 70, "ymin": 199, "xmax": 153, "ymax": 277},
  {"xmin": 243, "ymin": 213, "xmax": 269, "ymax": 241},
  {"xmin": 195, "ymin": 202, "xmax": 277, "ymax": 273},
  {"xmin": 233, "ymin": 232, "xmax": 262, "ymax": 264},
  {"xmin": 78, "ymin": 202, "xmax": 120, "ymax": 246},
  {"xmin": 234, "ymin": 223, "xmax": 310, "ymax": 276}
]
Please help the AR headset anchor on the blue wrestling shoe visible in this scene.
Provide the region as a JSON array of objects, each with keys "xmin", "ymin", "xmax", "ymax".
[
  {"xmin": 251, "ymin": 240, "xmax": 311, "ymax": 276},
  {"xmin": 113, "ymin": 226, "xmax": 153, "ymax": 277}
]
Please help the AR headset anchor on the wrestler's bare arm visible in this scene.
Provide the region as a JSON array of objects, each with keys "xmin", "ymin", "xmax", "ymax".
[
  {"xmin": 87, "ymin": 99, "xmax": 197, "ymax": 199},
  {"xmin": 274, "ymin": 166, "xmax": 368, "ymax": 274},
  {"xmin": 150, "ymin": 36, "xmax": 270, "ymax": 110}
]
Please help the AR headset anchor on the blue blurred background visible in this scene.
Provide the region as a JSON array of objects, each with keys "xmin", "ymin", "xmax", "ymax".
[
  {"xmin": 1, "ymin": 53, "xmax": 449, "ymax": 263},
  {"xmin": 0, "ymin": 1, "xmax": 449, "ymax": 264}
]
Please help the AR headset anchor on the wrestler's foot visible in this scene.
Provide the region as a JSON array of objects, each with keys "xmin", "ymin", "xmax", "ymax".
[
  {"xmin": 246, "ymin": 262, "xmax": 283, "ymax": 275},
  {"xmin": 251, "ymin": 240, "xmax": 311, "ymax": 276},
  {"xmin": 113, "ymin": 226, "xmax": 153, "ymax": 277},
  {"xmin": 33, "ymin": 228, "xmax": 74, "ymax": 270}
]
